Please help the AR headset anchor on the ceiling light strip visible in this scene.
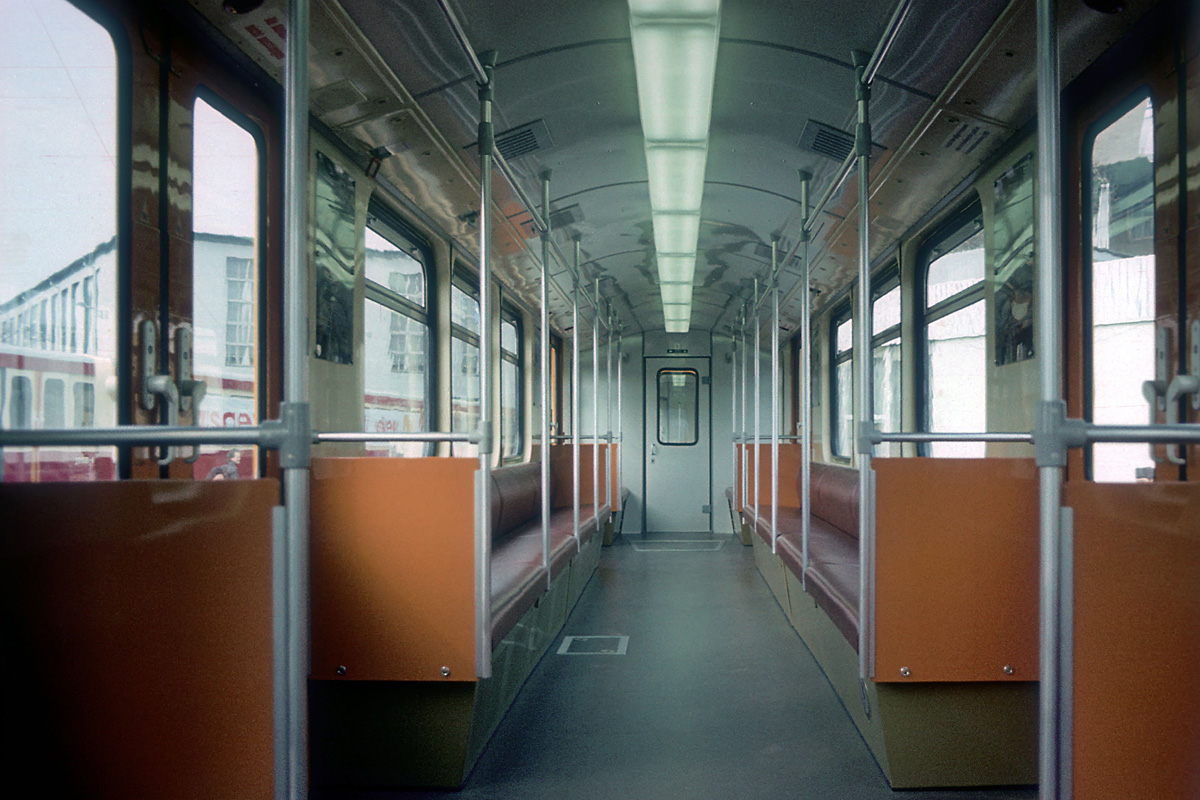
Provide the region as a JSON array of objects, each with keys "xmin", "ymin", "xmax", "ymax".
[{"xmin": 629, "ymin": 0, "xmax": 721, "ymax": 333}]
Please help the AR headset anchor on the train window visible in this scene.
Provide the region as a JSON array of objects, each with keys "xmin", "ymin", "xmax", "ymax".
[
  {"xmin": 500, "ymin": 308, "xmax": 522, "ymax": 461},
  {"xmin": 44, "ymin": 379, "xmax": 65, "ymax": 428},
  {"xmin": 191, "ymin": 94, "xmax": 261, "ymax": 480},
  {"xmin": 451, "ymin": 274, "xmax": 481, "ymax": 457},
  {"xmin": 657, "ymin": 369, "xmax": 698, "ymax": 446},
  {"xmin": 1, "ymin": 0, "xmax": 119, "ymax": 480},
  {"xmin": 1085, "ymin": 94, "xmax": 1155, "ymax": 482},
  {"xmin": 872, "ymin": 270, "xmax": 902, "ymax": 456},
  {"xmin": 921, "ymin": 203, "xmax": 986, "ymax": 457},
  {"xmin": 74, "ymin": 383, "xmax": 95, "ymax": 427},
  {"xmin": 10, "ymin": 377, "xmax": 33, "ymax": 429},
  {"xmin": 830, "ymin": 305, "xmax": 853, "ymax": 459},
  {"xmin": 363, "ymin": 205, "xmax": 432, "ymax": 457}
]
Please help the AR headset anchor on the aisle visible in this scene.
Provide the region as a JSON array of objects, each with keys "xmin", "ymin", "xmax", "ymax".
[{"xmin": 340, "ymin": 532, "xmax": 1037, "ymax": 800}]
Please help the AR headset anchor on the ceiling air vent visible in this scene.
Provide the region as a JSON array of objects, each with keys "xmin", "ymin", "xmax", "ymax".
[
  {"xmin": 467, "ymin": 119, "xmax": 554, "ymax": 161},
  {"xmin": 798, "ymin": 119, "xmax": 855, "ymax": 161},
  {"xmin": 311, "ymin": 80, "xmax": 367, "ymax": 114},
  {"xmin": 797, "ymin": 119, "xmax": 885, "ymax": 161},
  {"xmin": 943, "ymin": 121, "xmax": 991, "ymax": 155},
  {"xmin": 522, "ymin": 203, "xmax": 583, "ymax": 237}
]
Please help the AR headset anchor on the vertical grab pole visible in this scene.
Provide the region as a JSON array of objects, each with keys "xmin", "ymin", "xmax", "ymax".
[
  {"xmin": 1036, "ymin": 0, "xmax": 1069, "ymax": 795},
  {"xmin": 606, "ymin": 303, "xmax": 614, "ymax": 517},
  {"xmin": 753, "ymin": 278, "xmax": 761, "ymax": 532},
  {"xmin": 617, "ymin": 323, "xmax": 624, "ymax": 509},
  {"xmin": 731, "ymin": 313, "xmax": 739, "ymax": 526},
  {"xmin": 474, "ymin": 51, "xmax": 498, "ymax": 680},
  {"xmin": 771, "ymin": 242, "xmax": 780, "ymax": 554},
  {"xmin": 799, "ymin": 171, "xmax": 813, "ymax": 588},
  {"xmin": 540, "ymin": 172, "xmax": 552, "ymax": 589},
  {"xmin": 593, "ymin": 278, "xmax": 601, "ymax": 520},
  {"xmin": 741, "ymin": 303, "xmax": 749, "ymax": 517},
  {"xmin": 852, "ymin": 49, "xmax": 875, "ymax": 713},
  {"xmin": 572, "ymin": 238, "xmax": 582, "ymax": 544},
  {"xmin": 280, "ymin": 2, "xmax": 311, "ymax": 796}
]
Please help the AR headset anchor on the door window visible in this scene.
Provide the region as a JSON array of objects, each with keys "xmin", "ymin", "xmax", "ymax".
[{"xmin": 657, "ymin": 368, "xmax": 698, "ymax": 445}]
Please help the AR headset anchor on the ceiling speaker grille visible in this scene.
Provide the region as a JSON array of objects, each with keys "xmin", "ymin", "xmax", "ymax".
[{"xmin": 943, "ymin": 122, "xmax": 991, "ymax": 155}]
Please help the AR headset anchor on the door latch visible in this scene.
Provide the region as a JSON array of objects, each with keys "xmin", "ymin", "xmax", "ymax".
[
  {"xmin": 1164, "ymin": 321, "xmax": 1200, "ymax": 466},
  {"xmin": 139, "ymin": 320, "xmax": 179, "ymax": 466},
  {"xmin": 175, "ymin": 327, "xmax": 207, "ymax": 464},
  {"xmin": 1141, "ymin": 327, "xmax": 1171, "ymax": 463}
]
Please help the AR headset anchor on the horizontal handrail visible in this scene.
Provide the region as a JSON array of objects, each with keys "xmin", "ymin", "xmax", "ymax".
[
  {"xmin": 1083, "ymin": 422, "xmax": 1200, "ymax": 444},
  {"xmin": 0, "ymin": 424, "xmax": 283, "ymax": 449},
  {"xmin": 871, "ymin": 431, "xmax": 1034, "ymax": 444},
  {"xmin": 314, "ymin": 431, "xmax": 479, "ymax": 444}
]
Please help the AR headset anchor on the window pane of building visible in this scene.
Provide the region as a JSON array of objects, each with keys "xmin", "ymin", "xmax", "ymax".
[
  {"xmin": 1089, "ymin": 97, "xmax": 1155, "ymax": 482},
  {"xmin": 192, "ymin": 96, "xmax": 260, "ymax": 480},
  {"xmin": 836, "ymin": 316, "xmax": 853, "ymax": 355},
  {"xmin": 364, "ymin": 297, "xmax": 428, "ymax": 457},
  {"xmin": 926, "ymin": 299, "xmax": 986, "ymax": 457},
  {"xmin": 501, "ymin": 319, "xmax": 518, "ymax": 354},
  {"xmin": 1, "ymin": 0, "xmax": 117, "ymax": 481}
]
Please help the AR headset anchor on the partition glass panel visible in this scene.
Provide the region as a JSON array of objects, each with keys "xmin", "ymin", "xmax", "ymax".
[
  {"xmin": 657, "ymin": 369, "xmax": 698, "ymax": 445},
  {"xmin": 500, "ymin": 310, "xmax": 522, "ymax": 461},
  {"xmin": 192, "ymin": 96, "xmax": 261, "ymax": 479},
  {"xmin": 831, "ymin": 307, "xmax": 853, "ymax": 459},
  {"xmin": 1086, "ymin": 96, "xmax": 1155, "ymax": 482}
]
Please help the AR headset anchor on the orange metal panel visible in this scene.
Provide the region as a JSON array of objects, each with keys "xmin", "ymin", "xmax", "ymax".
[
  {"xmin": 0, "ymin": 479, "xmax": 278, "ymax": 798},
  {"xmin": 753, "ymin": 443, "xmax": 803, "ymax": 508},
  {"xmin": 1067, "ymin": 482, "xmax": 1200, "ymax": 799},
  {"xmin": 310, "ymin": 457, "xmax": 478, "ymax": 682},
  {"xmin": 874, "ymin": 458, "xmax": 1039, "ymax": 683}
]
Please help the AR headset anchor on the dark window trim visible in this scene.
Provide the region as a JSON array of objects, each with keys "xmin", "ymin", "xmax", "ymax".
[
  {"xmin": 656, "ymin": 367, "xmax": 699, "ymax": 446},
  {"xmin": 1080, "ymin": 86, "xmax": 1155, "ymax": 480},
  {"xmin": 915, "ymin": 197, "xmax": 985, "ymax": 449},
  {"xmin": 829, "ymin": 302, "xmax": 853, "ymax": 460}
]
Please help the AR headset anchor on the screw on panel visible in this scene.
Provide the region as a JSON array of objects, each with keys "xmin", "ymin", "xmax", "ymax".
[
  {"xmin": 1003, "ymin": 664, "xmax": 1015, "ymax": 675},
  {"xmin": 440, "ymin": 666, "xmax": 451, "ymax": 677},
  {"xmin": 899, "ymin": 666, "xmax": 911, "ymax": 677},
  {"xmin": 336, "ymin": 665, "xmax": 347, "ymax": 676}
]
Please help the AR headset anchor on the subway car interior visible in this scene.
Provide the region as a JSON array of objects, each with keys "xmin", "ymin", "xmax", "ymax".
[{"xmin": 1, "ymin": 0, "xmax": 1198, "ymax": 797}]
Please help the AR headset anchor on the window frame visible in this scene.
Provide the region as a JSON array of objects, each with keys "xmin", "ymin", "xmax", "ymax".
[
  {"xmin": 829, "ymin": 302, "xmax": 854, "ymax": 460},
  {"xmin": 363, "ymin": 198, "xmax": 436, "ymax": 457},
  {"xmin": 450, "ymin": 267, "xmax": 482, "ymax": 456},
  {"xmin": 916, "ymin": 198, "xmax": 986, "ymax": 455},
  {"xmin": 871, "ymin": 265, "xmax": 903, "ymax": 455},
  {"xmin": 499, "ymin": 303, "xmax": 523, "ymax": 462}
]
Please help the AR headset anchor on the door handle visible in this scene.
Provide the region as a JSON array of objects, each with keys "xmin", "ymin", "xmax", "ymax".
[
  {"xmin": 1165, "ymin": 373, "xmax": 1200, "ymax": 465},
  {"xmin": 1142, "ymin": 379, "xmax": 1167, "ymax": 463}
]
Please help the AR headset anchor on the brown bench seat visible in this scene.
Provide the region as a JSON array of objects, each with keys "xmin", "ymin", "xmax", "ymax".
[
  {"xmin": 741, "ymin": 461, "xmax": 861, "ymax": 650},
  {"xmin": 489, "ymin": 462, "xmax": 608, "ymax": 646}
]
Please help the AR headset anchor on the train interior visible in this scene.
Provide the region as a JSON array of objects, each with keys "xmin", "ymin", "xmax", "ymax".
[{"xmin": 1, "ymin": 0, "xmax": 1198, "ymax": 797}]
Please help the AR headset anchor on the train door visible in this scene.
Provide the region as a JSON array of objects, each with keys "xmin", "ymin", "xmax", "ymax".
[
  {"xmin": 1, "ymin": 3, "xmax": 280, "ymax": 796},
  {"xmin": 1064, "ymin": 7, "xmax": 1200, "ymax": 798},
  {"xmin": 644, "ymin": 356, "xmax": 711, "ymax": 532}
]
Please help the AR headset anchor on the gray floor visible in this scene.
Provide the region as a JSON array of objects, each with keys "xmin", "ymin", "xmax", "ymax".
[{"xmin": 328, "ymin": 532, "xmax": 1038, "ymax": 799}]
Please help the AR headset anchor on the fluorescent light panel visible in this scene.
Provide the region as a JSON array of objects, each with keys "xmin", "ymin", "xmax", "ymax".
[
  {"xmin": 629, "ymin": 0, "xmax": 720, "ymax": 334},
  {"xmin": 652, "ymin": 213, "xmax": 700, "ymax": 254}
]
